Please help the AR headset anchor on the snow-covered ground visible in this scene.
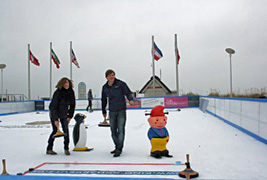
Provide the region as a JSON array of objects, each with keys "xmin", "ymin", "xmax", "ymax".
[{"xmin": 0, "ymin": 108, "xmax": 266, "ymax": 179}]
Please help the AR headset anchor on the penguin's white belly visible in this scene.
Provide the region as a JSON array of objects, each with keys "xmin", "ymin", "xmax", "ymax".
[{"xmin": 76, "ymin": 124, "xmax": 87, "ymax": 148}]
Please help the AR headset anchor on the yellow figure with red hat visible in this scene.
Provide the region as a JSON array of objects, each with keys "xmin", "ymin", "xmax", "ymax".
[{"xmin": 147, "ymin": 105, "xmax": 173, "ymax": 159}]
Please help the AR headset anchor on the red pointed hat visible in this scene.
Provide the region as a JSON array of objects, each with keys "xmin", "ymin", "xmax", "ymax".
[{"xmin": 150, "ymin": 105, "xmax": 165, "ymax": 117}]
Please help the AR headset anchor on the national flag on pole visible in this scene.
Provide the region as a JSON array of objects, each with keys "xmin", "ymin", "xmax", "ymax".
[
  {"xmin": 71, "ymin": 48, "xmax": 80, "ymax": 68},
  {"xmin": 29, "ymin": 50, "xmax": 40, "ymax": 66},
  {"xmin": 152, "ymin": 42, "xmax": 163, "ymax": 61},
  {"xmin": 51, "ymin": 48, "xmax": 60, "ymax": 69},
  {"xmin": 175, "ymin": 44, "xmax": 181, "ymax": 65}
]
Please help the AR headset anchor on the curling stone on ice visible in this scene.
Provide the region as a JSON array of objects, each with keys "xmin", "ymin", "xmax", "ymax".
[
  {"xmin": 53, "ymin": 116, "xmax": 66, "ymax": 138},
  {"xmin": 1, "ymin": 159, "xmax": 9, "ymax": 175},
  {"xmin": 98, "ymin": 116, "xmax": 110, "ymax": 127},
  {"xmin": 179, "ymin": 154, "xmax": 199, "ymax": 179},
  {"xmin": 52, "ymin": 121, "xmax": 66, "ymax": 138},
  {"xmin": 73, "ymin": 113, "xmax": 93, "ymax": 151},
  {"xmin": 146, "ymin": 105, "xmax": 172, "ymax": 159},
  {"xmin": 53, "ymin": 117, "xmax": 66, "ymax": 138},
  {"xmin": 52, "ymin": 130, "xmax": 66, "ymax": 138}
]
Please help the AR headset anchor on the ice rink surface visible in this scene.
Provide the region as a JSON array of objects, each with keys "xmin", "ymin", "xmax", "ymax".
[{"xmin": 0, "ymin": 108, "xmax": 267, "ymax": 179}]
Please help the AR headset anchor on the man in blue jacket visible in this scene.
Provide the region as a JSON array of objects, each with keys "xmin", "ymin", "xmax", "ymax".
[{"xmin": 101, "ymin": 69, "xmax": 134, "ymax": 157}]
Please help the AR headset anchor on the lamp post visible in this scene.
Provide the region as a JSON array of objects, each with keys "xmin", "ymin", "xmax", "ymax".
[
  {"xmin": 225, "ymin": 48, "xmax": 235, "ymax": 97},
  {"xmin": 0, "ymin": 64, "xmax": 6, "ymax": 102}
]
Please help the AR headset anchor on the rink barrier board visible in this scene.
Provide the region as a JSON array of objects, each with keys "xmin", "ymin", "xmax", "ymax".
[
  {"xmin": 201, "ymin": 96, "xmax": 267, "ymax": 145},
  {"xmin": 42, "ymin": 96, "xmax": 199, "ymax": 111},
  {"xmin": 0, "ymin": 96, "xmax": 199, "ymax": 115},
  {"xmin": 0, "ymin": 101, "xmax": 35, "ymax": 115},
  {"xmin": 207, "ymin": 110, "xmax": 267, "ymax": 145}
]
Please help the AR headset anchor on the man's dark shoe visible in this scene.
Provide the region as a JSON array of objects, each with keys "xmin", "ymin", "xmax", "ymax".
[
  {"xmin": 110, "ymin": 149, "xmax": 116, "ymax": 154},
  {"xmin": 113, "ymin": 151, "xmax": 121, "ymax": 157},
  {"xmin": 46, "ymin": 150, "xmax": 57, "ymax": 155},
  {"xmin": 65, "ymin": 149, "xmax": 71, "ymax": 155}
]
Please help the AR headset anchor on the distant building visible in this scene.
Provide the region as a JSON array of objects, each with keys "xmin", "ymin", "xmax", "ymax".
[
  {"xmin": 78, "ymin": 82, "xmax": 86, "ymax": 99},
  {"xmin": 139, "ymin": 76, "xmax": 177, "ymax": 97}
]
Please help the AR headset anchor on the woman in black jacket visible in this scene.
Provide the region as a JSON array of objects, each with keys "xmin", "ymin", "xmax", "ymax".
[{"xmin": 46, "ymin": 77, "xmax": 76, "ymax": 155}]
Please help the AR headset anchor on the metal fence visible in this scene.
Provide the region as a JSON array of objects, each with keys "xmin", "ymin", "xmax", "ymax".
[{"xmin": 0, "ymin": 94, "xmax": 28, "ymax": 102}]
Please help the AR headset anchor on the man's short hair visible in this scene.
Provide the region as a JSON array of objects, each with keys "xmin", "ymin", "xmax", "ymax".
[{"xmin": 105, "ymin": 69, "xmax": 115, "ymax": 77}]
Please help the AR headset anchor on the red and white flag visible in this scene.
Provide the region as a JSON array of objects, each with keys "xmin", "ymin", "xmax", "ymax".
[
  {"xmin": 175, "ymin": 45, "xmax": 180, "ymax": 65},
  {"xmin": 71, "ymin": 49, "xmax": 79, "ymax": 68},
  {"xmin": 29, "ymin": 50, "xmax": 40, "ymax": 66}
]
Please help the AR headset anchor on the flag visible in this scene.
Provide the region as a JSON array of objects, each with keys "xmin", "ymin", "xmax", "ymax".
[
  {"xmin": 71, "ymin": 49, "xmax": 80, "ymax": 68},
  {"xmin": 152, "ymin": 42, "xmax": 163, "ymax": 61},
  {"xmin": 29, "ymin": 50, "xmax": 40, "ymax": 66},
  {"xmin": 175, "ymin": 44, "xmax": 180, "ymax": 65},
  {"xmin": 51, "ymin": 48, "xmax": 60, "ymax": 69}
]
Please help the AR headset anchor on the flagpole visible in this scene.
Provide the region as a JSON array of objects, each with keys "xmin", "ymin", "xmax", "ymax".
[
  {"xmin": 28, "ymin": 44, "xmax": 31, "ymax": 100},
  {"xmin": 50, "ymin": 42, "xmax": 52, "ymax": 99},
  {"xmin": 70, "ymin": 41, "xmax": 72, "ymax": 80},
  {"xmin": 152, "ymin": 36, "xmax": 155, "ymax": 97},
  {"xmin": 175, "ymin": 34, "xmax": 179, "ymax": 96}
]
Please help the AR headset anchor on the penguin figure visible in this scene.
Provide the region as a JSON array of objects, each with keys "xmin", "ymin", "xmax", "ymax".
[{"xmin": 73, "ymin": 113, "xmax": 93, "ymax": 151}]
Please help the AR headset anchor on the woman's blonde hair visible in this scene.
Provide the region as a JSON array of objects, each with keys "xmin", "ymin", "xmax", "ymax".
[{"xmin": 55, "ymin": 77, "xmax": 73, "ymax": 89}]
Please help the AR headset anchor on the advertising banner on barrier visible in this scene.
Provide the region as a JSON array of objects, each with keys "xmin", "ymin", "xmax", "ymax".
[
  {"xmin": 164, "ymin": 97, "xmax": 188, "ymax": 107},
  {"xmin": 141, "ymin": 98, "xmax": 164, "ymax": 108},
  {"xmin": 127, "ymin": 99, "xmax": 141, "ymax": 108}
]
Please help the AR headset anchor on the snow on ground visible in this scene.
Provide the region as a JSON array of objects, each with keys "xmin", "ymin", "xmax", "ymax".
[{"xmin": 0, "ymin": 108, "xmax": 267, "ymax": 179}]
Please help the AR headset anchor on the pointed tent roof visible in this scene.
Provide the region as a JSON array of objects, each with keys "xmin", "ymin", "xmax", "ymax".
[{"xmin": 139, "ymin": 76, "xmax": 172, "ymax": 94}]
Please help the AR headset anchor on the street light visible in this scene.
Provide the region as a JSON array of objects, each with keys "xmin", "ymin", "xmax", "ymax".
[
  {"xmin": 0, "ymin": 64, "xmax": 6, "ymax": 102},
  {"xmin": 225, "ymin": 48, "xmax": 235, "ymax": 97}
]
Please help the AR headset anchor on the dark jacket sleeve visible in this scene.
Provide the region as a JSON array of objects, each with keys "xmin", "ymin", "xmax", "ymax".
[
  {"xmin": 122, "ymin": 82, "xmax": 133, "ymax": 101},
  {"xmin": 101, "ymin": 85, "xmax": 107, "ymax": 115},
  {"xmin": 49, "ymin": 90, "xmax": 59, "ymax": 121},
  {"xmin": 67, "ymin": 90, "xmax": 76, "ymax": 119}
]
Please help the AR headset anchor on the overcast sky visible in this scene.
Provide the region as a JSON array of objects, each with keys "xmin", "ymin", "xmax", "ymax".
[{"xmin": 1, "ymin": 0, "xmax": 267, "ymax": 99}]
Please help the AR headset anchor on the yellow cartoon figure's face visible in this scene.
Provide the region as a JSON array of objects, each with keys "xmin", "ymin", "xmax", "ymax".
[{"xmin": 148, "ymin": 116, "xmax": 167, "ymax": 129}]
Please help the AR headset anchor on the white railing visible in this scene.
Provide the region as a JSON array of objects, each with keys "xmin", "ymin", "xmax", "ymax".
[{"xmin": 200, "ymin": 96, "xmax": 267, "ymax": 144}]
